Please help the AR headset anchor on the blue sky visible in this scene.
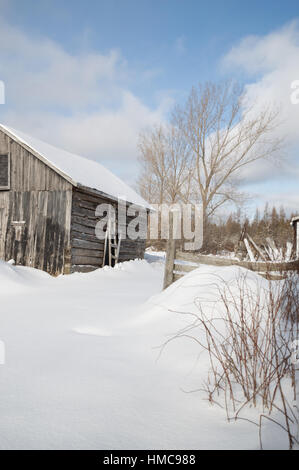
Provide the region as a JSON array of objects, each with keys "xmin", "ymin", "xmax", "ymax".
[
  {"xmin": 1, "ymin": 0, "xmax": 299, "ymax": 214},
  {"xmin": 3, "ymin": 0, "xmax": 298, "ymax": 106}
]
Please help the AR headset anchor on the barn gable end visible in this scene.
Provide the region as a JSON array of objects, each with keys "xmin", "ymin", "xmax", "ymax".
[{"xmin": 0, "ymin": 128, "xmax": 73, "ymax": 274}]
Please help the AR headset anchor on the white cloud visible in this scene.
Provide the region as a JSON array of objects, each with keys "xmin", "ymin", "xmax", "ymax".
[
  {"xmin": 224, "ymin": 21, "xmax": 299, "ymax": 145},
  {"xmin": 251, "ymin": 188, "xmax": 299, "ymax": 214},
  {"xmin": 36, "ymin": 92, "xmax": 166, "ymax": 160},
  {"xmin": 222, "ymin": 20, "xmax": 299, "ymax": 201},
  {"xmin": 0, "ymin": 16, "xmax": 169, "ymax": 170},
  {"xmin": 264, "ymin": 192, "xmax": 299, "ymax": 213}
]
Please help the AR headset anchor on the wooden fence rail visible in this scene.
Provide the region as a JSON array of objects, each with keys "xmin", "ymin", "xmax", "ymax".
[{"xmin": 164, "ymin": 243, "xmax": 299, "ymax": 289}]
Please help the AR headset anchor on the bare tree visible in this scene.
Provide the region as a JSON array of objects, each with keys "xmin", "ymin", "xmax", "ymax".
[
  {"xmin": 171, "ymin": 81, "xmax": 282, "ymax": 225},
  {"xmin": 137, "ymin": 124, "xmax": 192, "ymax": 204},
  {"xmin": 137, "ymin": 126, "xmax": 166, "ymax": 205}
]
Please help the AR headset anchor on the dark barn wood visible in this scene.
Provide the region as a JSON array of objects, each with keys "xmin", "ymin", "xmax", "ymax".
[
  {"xmin": 0, "ymin": 127, "xmax": 147, "ymax": 275},
  {"xmin": 0, "ymin": 154, "xmax": 10, "ymax": 189},
  {"xmin": 70, "ymin": 186, "xmax": 146, "ymax": 273}
]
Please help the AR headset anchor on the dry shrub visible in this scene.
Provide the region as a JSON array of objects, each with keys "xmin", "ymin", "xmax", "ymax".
[{"xmin": 169, "ymin": 271, "xmax": 299, "ymax": 449}]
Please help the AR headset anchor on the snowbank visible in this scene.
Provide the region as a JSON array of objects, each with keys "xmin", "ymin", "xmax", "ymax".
[{"xmin": 0, "ymin": 259, "xmax": 289, "ymax": 449}]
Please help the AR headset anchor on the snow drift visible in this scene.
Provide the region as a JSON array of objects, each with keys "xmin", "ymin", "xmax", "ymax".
[{"xmin": 0, "ymin": 258, "xmax": 291, "ymax": 449}]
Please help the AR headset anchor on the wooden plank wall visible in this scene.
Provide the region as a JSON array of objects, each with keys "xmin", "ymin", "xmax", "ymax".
[
  {"xmin": 0, "ymin": 129, "xmax": 73, "ymax": 275},
  {"xmin": 71, "ymin": 187, "xmax": 146, "ymax": 273}
]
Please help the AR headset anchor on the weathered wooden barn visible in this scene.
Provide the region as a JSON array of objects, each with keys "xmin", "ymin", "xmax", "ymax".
[{"xmin": 0, "ymin": 124, "xmax": 149, "ymax": 275}]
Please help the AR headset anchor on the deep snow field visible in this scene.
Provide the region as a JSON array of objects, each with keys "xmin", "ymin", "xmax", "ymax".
[{"xmin": 0, "ymin": 254, "xmax": 289, "ymax": 449}]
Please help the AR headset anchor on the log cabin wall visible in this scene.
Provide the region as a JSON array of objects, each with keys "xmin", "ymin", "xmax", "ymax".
[
  {"xmin": 71, "ymin": 187, "xmax": 146, "ymax": 273},
  {"xmin": 0, "ymin": 129, "xmax": 73, "ymax": 275}
]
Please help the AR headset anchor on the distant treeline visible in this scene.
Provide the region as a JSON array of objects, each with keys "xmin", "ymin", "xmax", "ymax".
[{"xmin": 204, "ymin": 204, "xmax": 295, "ymax": 254}]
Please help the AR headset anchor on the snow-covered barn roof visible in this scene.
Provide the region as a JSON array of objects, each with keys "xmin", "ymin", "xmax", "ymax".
[{"xmin": 0, "ymin": 124, "xmax": 150, "ymax": 209}]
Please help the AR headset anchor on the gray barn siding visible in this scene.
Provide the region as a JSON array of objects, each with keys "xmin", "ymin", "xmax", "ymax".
[
  {"xmin": 0, "ymin": 129, "xmax": 72, "ymax": 275},
  {"xmin": 0, "ymin": 128, "xmax": 147, "ymax": 275},
  {"xmin": 71, "ymin": 187, "xmax": 146, "ymax": 273}
]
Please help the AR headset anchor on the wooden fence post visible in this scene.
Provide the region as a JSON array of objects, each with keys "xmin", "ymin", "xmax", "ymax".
[{"xmin": 163, "ymin": 211, "xmax": 176, "ymax": 289}]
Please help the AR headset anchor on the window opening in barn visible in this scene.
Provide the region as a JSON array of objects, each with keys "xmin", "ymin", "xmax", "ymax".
[{"xmin": 0, "ymin": 154, "xmax": 10, "ymax": 190}]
